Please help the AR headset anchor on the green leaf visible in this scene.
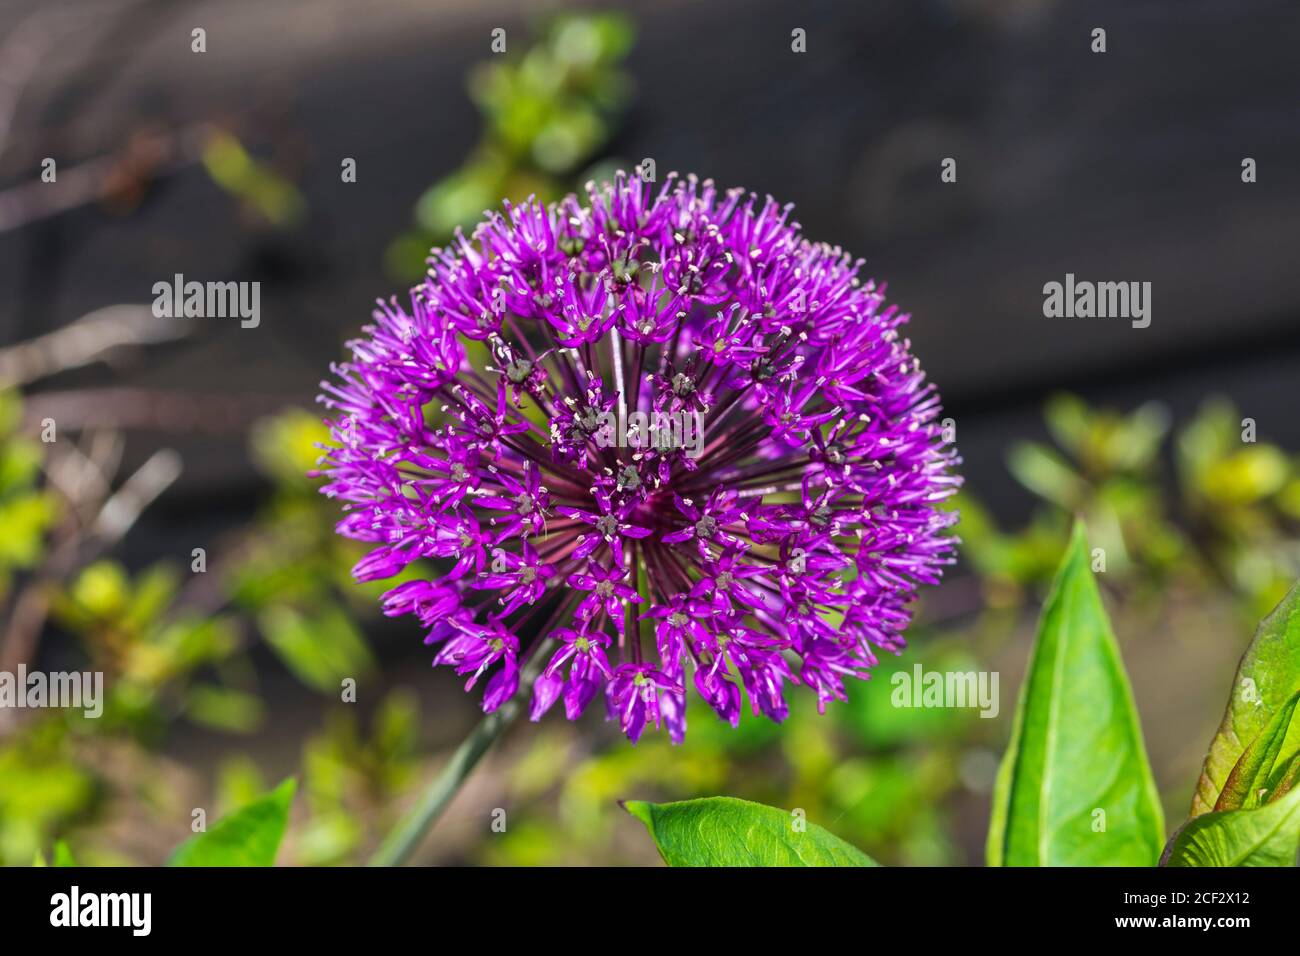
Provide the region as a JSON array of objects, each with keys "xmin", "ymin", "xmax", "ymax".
[
  {"xmin": 168, "ymin": 779, "xmax": 295, "ymax": 866},
  {"xmin": 1043, "ymin": 394, "xmax": 1091, "ymax": 459},
  {"xmin": 1265, "ymin": 751, "xmax": 1300, "ymax": 805},
  {"xmin": 0, "ymin": 492, "xmax": 57, "ymax": 569},
  {"xmin": 259, "ymin": 604, "xmax": 373, "ymax": 694},
  {"xmin": 1162, "ymin": 786, "xmax": 1300, "ymax": 866},
  {"xmin": 1007, "ymin": 442, "xmax": 1084, "ymax": 508},
  {"xmin": 184, "ymin": 684, "xmax": 265, "ymax": 734},
  {"xmin": 249, "ymin": 409, "xmax": 333, "ymax": 488},
  {"xmin": 987, "ymin": 521, "xmax": 1164, "ymax": 866},
  {"xmin": 33, "ymin": 840, "xmax": 78, "ymax": 867},
  {"xmin": 621, "ymin": 796, "xmax": 879, "ymax": 867},
  {"xmin": 1190, "ymin": 581, "xmax": 1300, "ymax": 817},
  {"xmin": 69, "ymin": 561, "xmax": 131, "ymax": 621},
  {"xmin": 1214, "ymin": 689, "xmax": 1300, "ymax": 811}
]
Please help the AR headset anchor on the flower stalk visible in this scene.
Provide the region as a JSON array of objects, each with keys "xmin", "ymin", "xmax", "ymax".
[{"xmin": 368, "ymin": 637, "xmax": 555, "ymax": 867}]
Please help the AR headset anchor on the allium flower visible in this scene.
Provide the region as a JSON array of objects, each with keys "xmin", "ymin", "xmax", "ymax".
[{"xmin": 318, "ymin": 173, "xmax": 960, "ymax": 742}]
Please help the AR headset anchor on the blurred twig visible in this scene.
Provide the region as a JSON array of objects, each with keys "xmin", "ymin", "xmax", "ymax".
[
  {"xmin": 0, "ymin": 305, "xmax": 193, "ymax": 388},
  {"xmin": 0, "ymin": 123, "xmax": 211, "ymax": 235},
  {"xmin": 20, "ymin": 388, "xmax": 296, "ymax": 435},
  {"xmin": 90, "ymin": 447, "xmax": 181, "ymax": 542},
  {"xmin": 0, "ymin": 446, "xmax": 181, "ymax": 687},
  {"xmin": 0, "ymin": 8, "xmax": 80, "ymax": 155}
]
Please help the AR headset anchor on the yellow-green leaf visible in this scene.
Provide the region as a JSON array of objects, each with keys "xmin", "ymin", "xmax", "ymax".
[
  {"xmin": 1191, "ymin": 582, "xmax": 1300, "ymax": 817},
  {"xmin": 1163, "ymin": 786, "xmax": 1300, "ymax": 867}
]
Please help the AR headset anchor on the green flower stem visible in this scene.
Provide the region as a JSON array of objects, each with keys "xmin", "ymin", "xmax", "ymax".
[{"xmin": 368, "ymin": 637, "xmax": 555, "ymax": 867}]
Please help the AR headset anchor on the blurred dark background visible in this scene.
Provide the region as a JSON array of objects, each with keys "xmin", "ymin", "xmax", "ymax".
[
  {"xmin": 5, "ymin": 0, "xmax": 1299, "ymax": 510},
  {"xmin": 2, "ymin": 0, "xmax": 1299, "ymax": 866}
]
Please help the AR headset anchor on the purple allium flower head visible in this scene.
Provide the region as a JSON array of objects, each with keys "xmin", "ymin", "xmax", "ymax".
[{"xmin": 318, "ymin": 173, "xmax": 960, "ymax": 742}]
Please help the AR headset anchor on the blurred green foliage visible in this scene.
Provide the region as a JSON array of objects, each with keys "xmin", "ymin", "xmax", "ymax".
[
  {"xmin": 293, "ymin": 691, "xmax": 421, "ymax": 865},
  {"xmin": 201, "ymin": 130, "xmax": 305, "ymax": 227},
  {"xmin": 479, "ymin": 633, "xmax": 983, "ymax": 866},
  {"xmin": 51, "ymin": 559, "xmax": 247, "ymax": 736},
  {"xmin": 0, "ymin": 392, "xmax": 58, "ymax": 601},
  {"xmin": 480, "ymin": 394, "xmax": 1300, "ymax": 866},
  {"xmin": 386, "ymin": 12, "xmax": 636, "ymax": 279},
  {"xmin": 958, "ymin": 394, "xmax": 1299, "ymax": 621},
  {"xmin": 4, "ymin": 382, "xmax": 1300, "ymax": 866},
  {"xmin": 0, "ymin": 719, "xmax": 94, "ymax": 866}
]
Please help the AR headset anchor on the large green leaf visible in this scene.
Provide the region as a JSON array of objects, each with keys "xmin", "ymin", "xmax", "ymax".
[
  {"xmin": 987, "ymin": 521, "xmax": 1164, "ymax": 865},
  {"xmin": 168, "ymin": 779, "xmax": 295, "ymax": 867},
  {"xmin": 622, "ymin": 797, "xmax": 878, "ymax": 867},
  {"xmin": 1213, "ymin": 689, "xmax": 1300, "ymax": 811},
  {"xmin": 1190, "ymin": 582, "xmax": 1300, "ymax": 817},
  {"xmin": 1162, "ymin": 786, "xmax": 1300, "ymax": 866}
]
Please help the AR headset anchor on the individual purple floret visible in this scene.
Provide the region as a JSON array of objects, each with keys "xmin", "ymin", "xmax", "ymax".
[{"xmin": 318, "ymin": 173, "xmax": 960, "ymax": 742}]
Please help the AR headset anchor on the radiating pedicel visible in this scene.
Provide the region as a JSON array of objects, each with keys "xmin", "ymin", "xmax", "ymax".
[{"xmin": 317, "ymin": 173, "xmax": 961, "ymax": 742}]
